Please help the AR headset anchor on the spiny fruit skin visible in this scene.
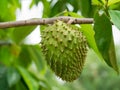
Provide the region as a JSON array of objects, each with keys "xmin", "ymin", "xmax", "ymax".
[{"xmin": 41, "ymin": 20, "xmax": 87, "ymax": 82}]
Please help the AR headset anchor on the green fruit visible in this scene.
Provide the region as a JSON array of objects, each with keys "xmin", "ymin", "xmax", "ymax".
[{"xmin": 41, "ymin": 20, "xmax": 87, "ymax": 82}]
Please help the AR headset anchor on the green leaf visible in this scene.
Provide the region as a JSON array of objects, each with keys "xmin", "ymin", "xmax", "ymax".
[
  {"xmin": 108, "ymin": 0, "xmax": 120, "ymax": 6},
  {"xmin": 68, "ymin": 0, "xmax": 80, "ymax": 12},
  {"xmin": 16, "ymin": 45, "xmax": 32, "ymax": 68},
  {"xmin": 94, "ymin": 12, "xmax": 119, "ymax": 73},
  {"xmin": 109, "ymin": 10, "xmax": 120, "ymax": 30},
  {"xmin": 0, "ymin": 46, "xmax": 13, "ymax": 66},
  {"xmin": 0, "ymin": 64, "xmax": 9, "ymax": 90},
  {"xmin": 12, "ymin": 25, "xmax": 37, "ymax": 44},
  {"xmin": 17, "ymin": 66, "xmax": 39, "ymax": 90},
  {"xmin": 14, "ymin": 80, "xmax": 28, "ymax": 90},
  {"xmin": 0, "ymin": 0, "xmax": 8, "ymax": 21},
  {"xmin": 7, "ymin": 67, "xmax": 21, "ymax": 87},
  {"xmin": 80, "ymin": 0, "xmax": 92, "ymax": 17},
  {"xmin": 29, "ymin": 0, "xmax": 34, "ymax": 8},
  {"xmin": 42, "ymin": 0, "xmax": 51, "ymax": 17},
  {"xmin": 80, "ymin": 0, "xmax": 90, "ymax": 16},
  {"xmin": 8, "ymin": 0, "xmax": 21, "ymax": 8},
  {"xmin": 50, "ymin": 0, "xmax": 67, "ymax": 17},
  {"xmin": 27, "ymin": 45, "xmax": 46, "ymax": 72},
  {"xmin": 0, "ymin": 0, "xmax": 18, "ymax": 21},
  {"xmin": 109, "ymin": 3, "xmax": 120, "ymax": 10},
  {"xmin": 92, "ymin": 0, "xmax": 104, "ymax": 5},
  {"xmin": 68, "ymin": 12, "xmax": 103, "ymax": 60}
]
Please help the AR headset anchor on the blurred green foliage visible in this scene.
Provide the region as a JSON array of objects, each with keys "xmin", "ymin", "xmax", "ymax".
[{"xmin": 0, "ymin": 0, "xmax": 120, "ymax": 90}]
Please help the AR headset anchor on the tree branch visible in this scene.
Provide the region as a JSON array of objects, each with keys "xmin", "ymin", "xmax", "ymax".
[
  {"xmin": 0, "ymin": 16, "xmax": 93, "ymax": 29},
  {"xmin": 0, "ymin": 41, "xmax": 11, "ymax": 46}
]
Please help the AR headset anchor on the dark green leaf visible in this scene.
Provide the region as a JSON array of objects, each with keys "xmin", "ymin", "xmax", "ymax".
[
  {"xmin": 13, "ymin": 80, "xmax": 28, "ymax": 90},
  {"xmin": 109, "ymin": 10, "xmax": 120, "ymax": 30},
  {"xmin": 30, "ymin": 0, "xmax": 41, "ymax": 8},
  {"xmin": 68, "ymin": 0, "xmax": 80, "ymax": 12},
  {"xmin": 50, "ymin": 0, "xmax": 67, "ymax": 17},
  {"xmin": 7, "ymin": 67, "xmax": 21, "ymax": 87},
  {"xmin": 94, "ymin": 12, "xmax": 119, "ymax": 73},
  {"xmin": 0, "ymin": 64, "xmax": 9, "ymax": 90},
  {"xmin": 17, "ymin": 66, "xmax": 39, "ymax": 90},
  {"xmin": 109, "ymin": 3, "xmax": 120, "ymax": 10},
  {"xmin": 80, "ymin": 0, "xmax": 94, "ymax": 17},
  {"xmin": 12, "ymin": 25, "xmax": 37, "ymax": 44},
  {"xmin": 34, "ymin": 0, "xmax": 41, "ymax": 5}
]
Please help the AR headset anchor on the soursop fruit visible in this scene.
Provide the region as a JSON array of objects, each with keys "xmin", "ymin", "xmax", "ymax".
[{"xmin": 41, "ymin": 20, "xmax": 87, "ymax": 82}]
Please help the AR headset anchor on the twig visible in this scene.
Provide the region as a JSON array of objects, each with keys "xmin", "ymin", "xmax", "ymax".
[
  {"xmin": 0, "ymin": 16, "xmax": 93, "ymax": 29},
  {"xmin": 0, "ymin": 41, "xmax": 12, "ymax": 46}
]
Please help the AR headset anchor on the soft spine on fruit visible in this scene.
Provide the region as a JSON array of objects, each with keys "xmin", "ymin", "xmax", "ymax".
[{"xmin": 41, "ymin": 20, "xmax": 87, "ymax": 82}]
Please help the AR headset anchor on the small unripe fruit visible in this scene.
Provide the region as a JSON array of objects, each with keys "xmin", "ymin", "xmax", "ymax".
[{"xmin": 41, "ymin": 20, "xmax": 87, "ymax": 82}]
